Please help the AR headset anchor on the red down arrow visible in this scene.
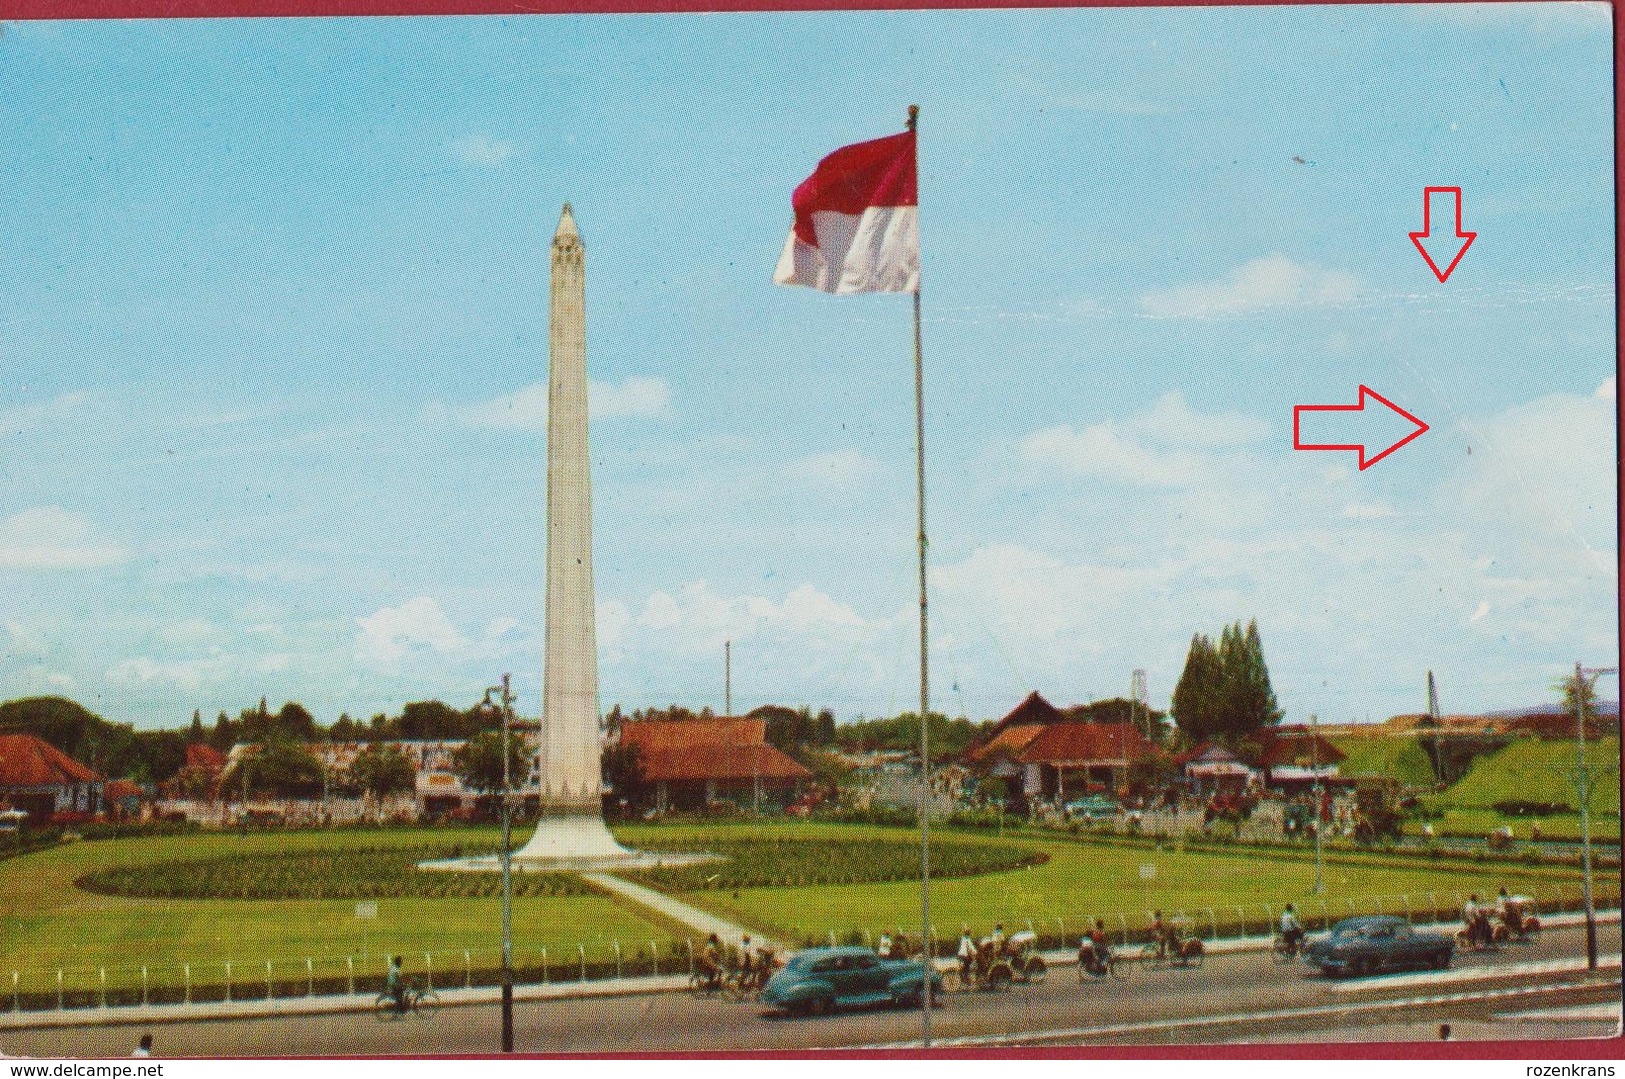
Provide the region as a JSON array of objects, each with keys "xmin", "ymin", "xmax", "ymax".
[{"xmin": 1293, "ymin": 386, "xmax": 1429, "ymax": 470}]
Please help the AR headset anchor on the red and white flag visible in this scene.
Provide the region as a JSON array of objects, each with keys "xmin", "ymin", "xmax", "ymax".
[{"xmin": 774, "ymin": 128, "xmax": 918, "ymax": 294}]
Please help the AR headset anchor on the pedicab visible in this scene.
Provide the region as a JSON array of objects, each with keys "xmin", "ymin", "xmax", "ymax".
[
  {"xmin": 945, "ymin": 938, "xmax": 1014, "ymax": 992},
  {"xmin": 1001, "ymin": 929, "xmax": 1049, "ymax": 984}
]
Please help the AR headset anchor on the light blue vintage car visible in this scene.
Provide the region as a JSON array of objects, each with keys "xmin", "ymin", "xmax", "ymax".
[{"xmin": 760, "ymin": 946, "xmax": 943, "ymax": 1017}]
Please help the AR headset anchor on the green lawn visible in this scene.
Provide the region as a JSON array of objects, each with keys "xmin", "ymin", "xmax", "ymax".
[
  {"xmin": 640, "ymin": 822, "xmax": 1600, "ymax": 948},
  {"xmin": 1428, "ymin": 737, "xmax": 1621, "ymax": 814},
  {"xmin": 0, "ymin": 819, "xmax": 1608, "ymax": 1001},
  {"xmin": 1332, "ymin": 735, "xmax": 1437, "ymax": 787},
  {"xmin": 0, "ymin": 827, "xmax": 680, "ymax": 998},
  {"xmin": 1404, "ymin": 808, "xmax": 1622, "ymax": 842}
]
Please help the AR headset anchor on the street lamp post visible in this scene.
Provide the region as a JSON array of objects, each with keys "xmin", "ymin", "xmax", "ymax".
[
  {"xmin": 1310, "ymin": 715, "xmax": 1324, "ymax": 896},
  {"xmin": 1573, "ymin": 662, "xmax": 1616, "ymax": 972},
  {"xmin": 479, "ymin": 676, "xmax": 518, "ymax": 1053}
]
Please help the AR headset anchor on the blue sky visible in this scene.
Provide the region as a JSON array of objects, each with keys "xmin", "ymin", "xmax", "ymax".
[{"xmin": 0, "ymin": 4, "xmax": 1616, "ymax": 730}]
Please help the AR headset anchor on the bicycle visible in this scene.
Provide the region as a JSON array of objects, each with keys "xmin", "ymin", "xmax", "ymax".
[
  {"xmin": 1139, "ymin": 936, "xmax": 1204, "ymax": 970},
  {"xmin": 1272, "ymin": 934, "xmax": 1305, "ymax": 965},
  {"xmin": 374, "ymin": 981, "xmax": 440, "ymax": 1020},
  {"xmin": 1077, "ymin": 948, "xmax": 1131, "ymax": 982}
]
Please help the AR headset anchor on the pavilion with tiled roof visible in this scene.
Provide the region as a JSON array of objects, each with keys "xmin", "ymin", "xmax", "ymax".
[
  {"xmin": 0, "ymin": 732, "xmax": 105, "ymax": 821},
  {"xmin": 618, "ymin": 717, "xmax": 812, "ymax": 812},
  {"xmin": 965, "ymin": 691, "xmax": 1159, "ymax": 803}
]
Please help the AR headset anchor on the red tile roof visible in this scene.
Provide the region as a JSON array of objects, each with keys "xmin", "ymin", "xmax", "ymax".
[
  {"xmin": 618, "ymin": 717, "xmax": 811, "ymax": 782},
  {"xmin": 620, "ymin": 718, "xmax": 767, "ymax": 753},
  {"xmin": 0, "ymin": 734, "xmax": 103, "ymax": 788},
  {"xmin": 994, "ymin": 691, "xmax": 1066, "ymax": 730},
  {"xmin": 184, "ymin": 743, "xmax": 226, "ymax": 771},
  {"xmin": 1255, "ymin": 731, "xmax": 1346, "ymax": 769},
  {"xmin": 637, "ymin": 743, "xmax": 812, "ymax": 782},
  {"xmin": 965, "ymin": 724, "xmax": 1047, "ymax": 764},
  {"xmin": 104, "ymin": 779, "xmax": 144, "ymax": 801},
  {"xmin": 1015, "ymin": 721, "xmax": 1155, "ymax": 765}
]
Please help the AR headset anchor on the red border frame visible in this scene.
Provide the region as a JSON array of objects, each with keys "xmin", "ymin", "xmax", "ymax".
[{"xmin": 0, "ymin": 0, "xmax": 1620, "ymax": 1061}]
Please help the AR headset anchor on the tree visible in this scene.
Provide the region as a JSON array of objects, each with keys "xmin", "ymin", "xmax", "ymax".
[
  {"xmin": 1172, "ymin": 621, "xmax": 1281, "ymax": 746},
  {"xmin": 230, "ymin": 738, "xmax": 325, "ymax": 798},
  {"xmin": 1237, "ymin": 619, "xmax": 1283, "ymax": 732},
  {"xmin": 814, "ymin": 708, "xmax": 837, "ymax": 746},
  {"xmin": 601, "ymin": 742, "xmax": 644, "ymax": 807},
  {"xmin": 330, "ymin": 713, "xmax": 360, "ymax": 742},
  {"xmin": 209, "ymin": 711, "xmax": 234, "ymax": 752},
  {"xmin": 346, "ymin": 744, "xmax": 416, "ymax": 802},
  {"xmin": 188, "ymin": 710, "xmax": 205, "ymax": 744},
  {"xmin": 1559, "ymin": 669, "xmax": 1601, "ymax": 720},
  {"xmin": 398, "ymin": 700, "xmax": 475, "ymax": 740},
  {"xmin": 1171, "ymin": 633, "xmax": 1221, "ymax": 743},
  {"xmin": 452, "ymin": 731, "xmax": 529, "ymax": 794},
  {"xmin": 276, "ymin": 701, "xmax": 319, "ymax": 742}
]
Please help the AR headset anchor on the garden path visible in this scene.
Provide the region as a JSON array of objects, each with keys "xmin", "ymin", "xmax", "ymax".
[{"xmin": 583, "ymin": 872, "xmax": 777, "ymax": 951}]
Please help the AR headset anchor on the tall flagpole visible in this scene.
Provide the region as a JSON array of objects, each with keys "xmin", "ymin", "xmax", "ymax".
[{"xmin": 907, "ymin": 102, "xmax": 933, "ymax": 1048}]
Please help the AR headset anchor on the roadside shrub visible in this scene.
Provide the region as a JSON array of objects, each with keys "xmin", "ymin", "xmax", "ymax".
[{"xmin": 1492, "ymin": 800, "xmax": 1574, "ymax": 817}]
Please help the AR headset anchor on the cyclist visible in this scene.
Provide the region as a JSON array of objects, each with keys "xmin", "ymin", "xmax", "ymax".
[
  {"xmin": 1150, "ymin": 911, "xmax": 1175, "ymax": 959},
  {"xmin": 1078, "ymin": 918, "xmax": 1111, "ymax": 975},
  {"xmin": 990, "ymin": 923, "xmax": 1007, "ymax": 953},
  {"xmin": 385, "ymin": 956, "xmax": 406, "ymax": 1015},
  {"xmin": 957, "ymin": 930, "xmax": 977, "ymax": 982},
  {"xmin": 1461, "ymin": 895, "xmax": 1484, "ymax": 947},
  {"xmin": 1279, "ymin": 904, "xmax": 1305, "ymax": 955},
  {"xmin": 700, "ymin": 933, "xmax": 724, "ymax": 989},
  {"xmin": 739, "ymin": 934, "xmax": 755, "ymax": 980}
]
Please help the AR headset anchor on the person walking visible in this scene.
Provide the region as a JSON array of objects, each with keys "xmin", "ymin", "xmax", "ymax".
[{"xmin": 132, "ymin": 1034, "xmax": 153, "ymax": 1058}]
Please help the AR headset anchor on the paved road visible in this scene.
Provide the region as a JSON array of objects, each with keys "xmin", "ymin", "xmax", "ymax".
[{"xmin": 5, "ymin": 924, "xmax": 1617, "ymax": 1056}]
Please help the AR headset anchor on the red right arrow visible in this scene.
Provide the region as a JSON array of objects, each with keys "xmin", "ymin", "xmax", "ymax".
[
  {"xmin": 1293, "ymin": 385, "xmax": 1429, "ymax": 470},
  {"xmin": 1410, "ymin": 186, "xmax": 1476, "ymax": 282}
]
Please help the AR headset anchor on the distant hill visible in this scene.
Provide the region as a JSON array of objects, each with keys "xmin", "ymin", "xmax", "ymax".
[{"xmin": 1482, "ymin": 701, "xmax": 1620, "ymax": 719}]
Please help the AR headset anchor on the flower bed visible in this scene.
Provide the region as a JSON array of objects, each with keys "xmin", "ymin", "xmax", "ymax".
[
  {"xmin": 628, "ymin": 834, "xmax": 1046, "ymax": 892},
  {"xmin": 75, "ymin": 845, "xmax": 594, "ymax": 900}
]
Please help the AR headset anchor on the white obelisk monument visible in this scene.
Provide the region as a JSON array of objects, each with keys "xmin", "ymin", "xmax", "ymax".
[{"xmin": 508, "ymin": 203, "xmax": 636, "ymax": 865}]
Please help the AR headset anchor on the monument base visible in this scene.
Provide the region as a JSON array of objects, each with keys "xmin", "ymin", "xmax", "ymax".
[{"xmin": 418, "ymin": 812, "xmax": 717, "ymax": 873}]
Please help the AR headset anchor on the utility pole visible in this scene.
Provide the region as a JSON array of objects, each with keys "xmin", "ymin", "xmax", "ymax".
[
  {"xmin": 1310, "ymin": 714, "xmax": 1324, "ymax": 896},
  {"xmin": 1573, "ymin": 663, "xmax": 1616, "ymax": 971}
]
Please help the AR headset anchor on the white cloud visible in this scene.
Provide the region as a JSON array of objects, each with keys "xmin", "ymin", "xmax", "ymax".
[
  {"xmin": 107, "ymin": 654, "xmax": 235, "ymax": 693},
  {"xmin": 450, "ymin": 135, "xmax": 517, "ymax": 167},
  {"xmin": 1021, "ymin": 422, "xmax": 1204, "ymax": 486},
  {"xmin": 443, "ymin": 376, "xmax": 671, "ymax": 432},
  {"xmin": 782, "ymin": 449, "xmax": 882, "ymax": 488},
  {"xmin": 0, "ymin": 507, "xmax": 128, "ymax": 570},
  {"xmin": 1138, "ymin": 254, "xmax": 1361, "ymax": 318},
  {"xmin": 1453, "ymin": 388, "xmax": 1617, "ymax": 552},
  {"xmin": 1019, "ymin": 392, "xmax": 1270, "ymax": 486},
  {"xmin": 354, "ymin": 597, "xmax": 467, "ymax": 670},
  {"xmin": 1469, "ymin": 601, "xmax": 1491, "ymax": 624},
  {"xmin": 1129, "ymin": 391, "xmax": 1269, "ymax": 447},
  {"xmin": 1342, "ymin": 502, "xmax": 1396, "ymax": 519},
  {"xmin": 627, "ymin": 580, "xmax": 868, "ymax": 657},
  {"xmin": 0, "ymin": 390, "xmax": 86, "ymax": 435},
  {"xmin": 590, "ymin": 376, "xmax": 671, "ymax": 419},
  {"xmin": 1595, "ymin": 376, "xmax": 1615, "ymax": 399}
]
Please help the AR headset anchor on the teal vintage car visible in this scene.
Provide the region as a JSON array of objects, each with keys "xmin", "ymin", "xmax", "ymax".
[{"xmin": 760, "ymin": 946, "xmax": 943, "ymax": 1017}]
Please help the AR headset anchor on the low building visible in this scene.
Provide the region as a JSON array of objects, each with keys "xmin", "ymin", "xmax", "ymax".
[
  {"xmin": 1176, "ymin": 743, "xmax": 1258, "ymax": 794},
  {"xmin": 965, "ymin": 691, "xmax": 1157, "ymax": 803},
  {"xmin": 0, "ymin": 733, "xmax": 105, "ymax": 822},
  {"xmin": 1253, "ymin": 727, "xmax": 1346, "ymax": 790},
  {"xmin": 618, "ymin": 717, "xmax": 812, "ymax": 812}
]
